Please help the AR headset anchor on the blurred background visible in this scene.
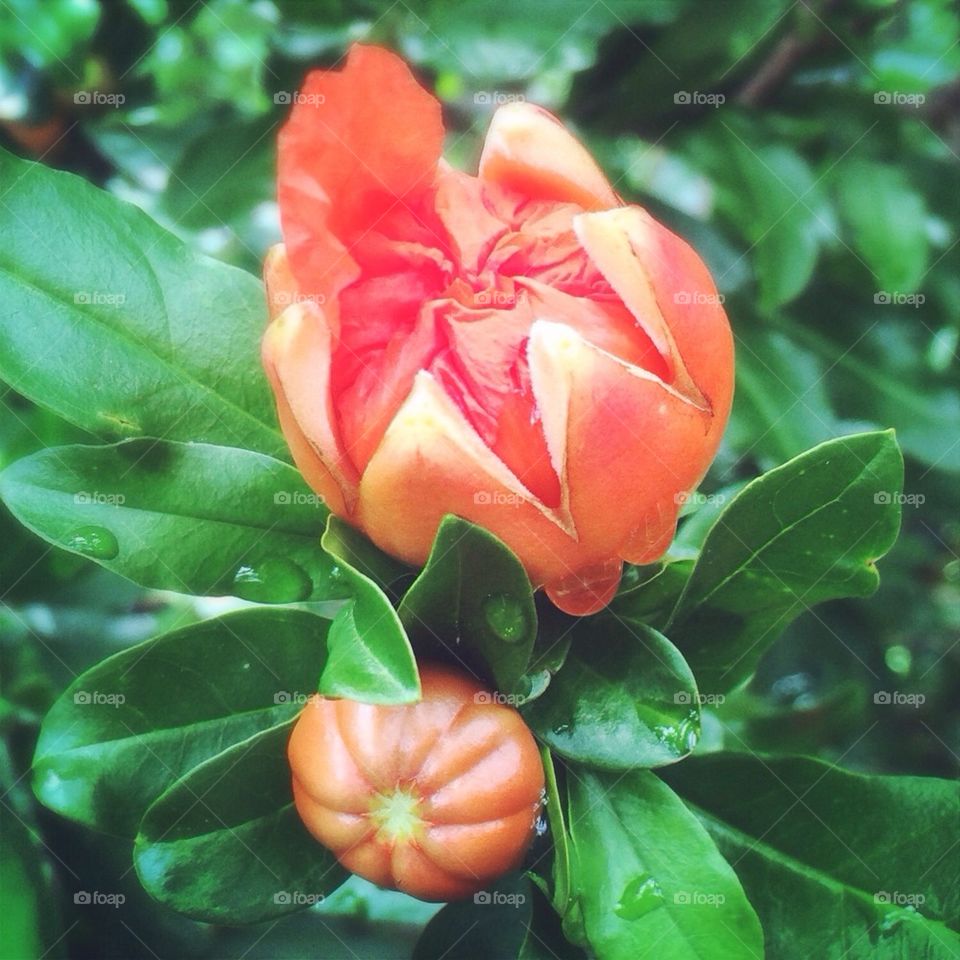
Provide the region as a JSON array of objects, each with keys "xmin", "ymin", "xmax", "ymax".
[{"xmin": 1, "ymin": 0, "xmax": 958, "ymax": 957}]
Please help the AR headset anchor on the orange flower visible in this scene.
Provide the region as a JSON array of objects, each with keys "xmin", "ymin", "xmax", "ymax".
[{"xmin": 262, "ymin": 44, "xmax": 734, "ymax": 616}]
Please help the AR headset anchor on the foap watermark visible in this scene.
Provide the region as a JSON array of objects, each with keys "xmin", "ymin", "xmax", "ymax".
[
  {"xmin": 675, "ymin": 490, "xmax": 727, "ymax": 507},
  {"xmin": 274, "ymin": 91, "xmax": 326, "ymax": 107},
  {"xmin": 74, "ymin": 490, "xmax": 125, "ymax": 506},
  {"xmin": 475, "ymin": 691, "xmax": 523, "ymax": 707},
  {"xmin": 274, "ymin": 490, "xmax": 324, "ymax": 507},
  {"xmin": 74, "ymin": 890, "xmax": 125, "ymax": 907},
  {"xmin": 874, "ymin": 91, "xmax": 925, "ymax": 108},
  {"xmin": 271, "ymin": 290, "xmax": 326, "ymax": 307},
  {"xmin": 674, "ymin": 691, "xmax": 726, "ymax": 706},
  {"xmin": 674, "ymin": 91, "xmax": 725, "ymax": 108},
  {"xmin": 874, "ymin": 291, "xmax": 925, "ymax": 307},
  {"xmin": 874, "ymin": 691, "xmax": 925, "ymax": 708},
  {"xmin": 674, "ymin": 291, "xmax": 725, "ymax": 305},
  {"xmin": 875, "ymin": 891, "xmax": 925, "ymax": 907},
  {"xmin": 74, "ymin": 690, "xmax": 125, "ymax": 707},
  {"xmin": 674, "ymin": 891, "xmax": 726, "ymax": 907},
  {"xmin": 874, "ymin": 491, "xmax": 925, "ymax": 507},
  {"xmin": 74, "ymin": 91, "xmax": 125, "ymax": 107},
  {"xmin": 273, "ymin": 890, "xmax": 325, "ymax": 906},
  {"xmin": 473, "ymin": 890, "xmax": 527, "ymax": 907},
  {"xmin": 474, "ymin": 490, "xmax": 523, "ymax": 508},
  {"xmin": 274, "ymin": 691, "xmax": 311, "ymax": 706},
  {"xmin": 74, "ymin": 290, "xmax": 126, "ymax": 306},
  {"xmin": 473, "ymin": 91, "xmax": 526, "ymax": 106},
  {"xmin": 473, "ymin": 289, "xmax": 527, "ymax": 307}
]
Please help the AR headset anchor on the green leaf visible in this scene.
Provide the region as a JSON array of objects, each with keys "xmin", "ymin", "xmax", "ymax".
[
  {"xmin": 135, "ymin": 722, "xmax": 347, "ymax": 924},
  {"xmin": 522, "ymin": 619, "xmax": 699, "ymax": 769},
  {"xmin": 0, "ymin": 148, "xmax": 282, "ymax": 456},
  {"xmin": 412, "ymin": 874, "xmax": 584, "ymax": 960},
  {"xmin": 32, "ymin": 608, "xmax": 331, "ymax": 835},
  {"xmin": 399, "ymin": 516, "xmax": 536, "ymax": 694},
  {"xmin": 0, "ymin": 439, "xmax": 347, "ymax": 601},
  {"xmin": 565, "ymin": 769, "xmax": 764, "ymax": 960},
  {"xmin": 611, "ymin": 560, "xmax": 694, "ymax": 629},
  {"xmin": 320, "ymin": 517, "xmax": 420, "ymax": 704},
  {"xmin": 663, "ymin": 754, "xmax": 960, "ymax": 956},
  {"xmin": 836, "ymin": 160, "xmax": 929, "ymax": 293},
  {"xmin": 667, "ymin": 431, "xmax": 904, "ymax": 694}
]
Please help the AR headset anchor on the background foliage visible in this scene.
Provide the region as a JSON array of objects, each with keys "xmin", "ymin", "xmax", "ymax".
[{"xmin": 1, "ymin": 0, "xmax": 957, "ymax": 957}]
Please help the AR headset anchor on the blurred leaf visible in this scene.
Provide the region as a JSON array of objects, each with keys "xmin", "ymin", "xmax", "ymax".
[
  {"xmin": 730, "ymin": 328, "xmax": 840, "ymax": 466},
  {"xmin": 0, "ymin": 149, "xmax": 282, "ymax": 457},
  {"xmin": 788, "ymin": 323, "xmax": 960, "ymax": 474},
  {"xmin": 135, "ymin": 722, "xmax": 347, "ymax": 924},
  {"xmin": 398, "ymin": 515, "xmax": 536, "ymax": 695},
  {"xmin": 0, "ymin": 439, "xmax": 346, "ymax": 601},
  {"xmin": 565, "ymin": 769, "xmax": 763, "ymax": 960},
  {"xmin": 320, "ymin": 516, "xmax": 420, "ymax": 704},
  {"xmin": 522, "ymin": 620, "xmax": 699, "ymax": 770},
  {"xmin": 33, "ymin": 608, "xmax": 331, "ymax": 835},
  {"xmin": 668, "ymin": 431, "xmax": 904, "ymax": 694},
  {"xmin": 835, "ymin": 160, "xmax": 929, "ymax": 293},
  {"xmin": 664, "ymin": 754, "xmax": 960, "ymax": 955}
]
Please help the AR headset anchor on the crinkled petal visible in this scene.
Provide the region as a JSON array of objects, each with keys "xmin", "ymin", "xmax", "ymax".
[{"xmin": 479, "ymin": 102, "xmax": 619, "ymax": 211}]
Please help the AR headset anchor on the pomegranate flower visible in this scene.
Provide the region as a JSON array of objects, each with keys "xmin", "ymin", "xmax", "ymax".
[{"xmin": 262, "ymin": 44, "xmax": 734, "ymax": 616}]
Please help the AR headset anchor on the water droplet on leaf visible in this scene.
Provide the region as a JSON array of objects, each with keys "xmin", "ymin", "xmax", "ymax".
[
  {"xmin": 483, "ymin": 593, "xmax": 527, "ymax": 642},
  {"xmin": 615, "ymin": 873, "xmax": 664, "ymax": 920},
  {"xmin": 232, "ymin": 558, "xmax": 313, "ymax": 603},
  {"xmin": 64, "ymin": 526, "xmax": 119, "ymax": 560}
]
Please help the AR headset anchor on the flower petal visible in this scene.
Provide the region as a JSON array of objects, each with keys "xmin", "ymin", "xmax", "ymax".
[
  {"xmin": 262, "ymin": 301, "xmax": 359, "ymax": 513},
  {"xmin": 479, "ymin": 102, "xmax": 619, "ymax": 211},
  {"xmin": 278, "ymin": 44, "xmax": 445, "ymax": 300}
]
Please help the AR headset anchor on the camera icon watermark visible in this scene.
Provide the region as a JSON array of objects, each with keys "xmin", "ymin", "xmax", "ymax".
[
  {"xmin": 674, "ymin": 91, "xmax": 725, "ymax": 108},
  {"xmin": 74, "ymin": 290, "xmax": 126, "ymax": 306},
  {"xmin": 273, "ymin": 490, "xmax": 324, "ymax": 507},
  {"xmin": 74, "ymin": 490, "xmax": 126, "ymax": 506},
  {"xmin": 873, "ymin": 91, "xmax": 925, "ymax": 108},
  {"xmin": 673, "ymin": 291, "xmax": 725, "ymax": 305},
  {"xmin": 873, "ymin": 691, "xmax": 925, "ymax": 707},
  {"xmin": 674, "ymin": 490, "xmax": 727, "ymax": 507},
  {"xmin": 274, "ymin": 691, "xmax": 311, "ymax": 706},
  {"xmin": 473, "ymin": 490, "xmax": 523, "ymax": 508},
  {"xmin": 873, "ymin": 491, "xmax": 924, "ymax": 507},
  {"xmin": 74, "ymin": 91, "xmax": 125, "ymax": 107},
  {"xmin": 274, "ymin": 91, "xmax": 326, "ymax": 107},
  {"xmin": 73, "ymin": 690, "xmax": 126, "ymax": 708},
  {"xmin": 273, "ymin": 890, "xmax": 325, "ymax": 906},
  {"xmin": 74, "ymin": 890, "xmax": 126, "ymax": 907},
  {"xmin": 473, "ymin": 91, "xmax": 526, "ymax": 106},
  {"xmin": 874, "ymin": 891, "xmax": 925, "ymax": 906},
  {"xmin": 473, "ymin": 890, "xmax": 527, "ymax": 907},
  {"xmin": 474, "ymin": 691, "xmax": 522, "ymax": 707},
  {"xmin": 874, "ymin": 291, "xmax": 925, "ymax": 308},
  {"xmin": 674, "ymin": 691, "xmax": 725, "ymax": 706},
  {"xmin": 673, "ymin": 890, "xmax": 726, "ymax": 906}
]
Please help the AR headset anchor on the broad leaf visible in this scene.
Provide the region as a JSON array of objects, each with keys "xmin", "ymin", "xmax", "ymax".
[
  {"xmin": 0, "ymin": 439, "xmax": 347, "ymax": 601},
  {"xmin": 320, "ymin": 517, "xmax": 420, "ymax": 704},
  {"xmin": 399, "ymin": 516, "xmax": 536, "ymax": 694},
  {"xmin": 565, "ymin": 769, "xmax": 764, "ymax": 959},
  {"xmin": 667, "ymin": 431, "xmax": 903, "ymax": 693},
  {"xmin": 135, "ymin": 722, "xmax": 347, "ymax": 924},
  {"xmin": 664, "ymin": 754, "xmax": 960, "ymax": 957},
  {"xmin": 523, "ymin": 620, "xmax": 699, "ymax": 769},
  {"xmin": 33, "ymin": 609, "xmax": 331, "ymax": 834},
  {"xmin": 0, "ymin": 148, "xmax": 282, "ymax": 456},
  {"xmin": 413, "ymin": 875, "xmax": 584, "ymax": 960}
]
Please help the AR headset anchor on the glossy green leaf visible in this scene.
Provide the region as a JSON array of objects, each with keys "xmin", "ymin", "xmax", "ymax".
[
  {"xmin": 612, "ymin": 560, "xmax": 694, "ymax": 629},
  {"xmin": 33, "ymin": 608, "xmax": 331, "ymax": 835},
  {"xmin": 663, "ymin": 754, "xmax": 960, "ymax": 957},
  {"xmin": 836, "ymin": 160, "xmax": 929, "ymax": 292},
  {"xmin": 319, "ymin": 517, "xmax": 420, "ymax": 704},
  {"xmin": 0, "ymin": 439, "xmax": 346, "ymax": 601},
  {"xmin": 565, "ymin": 769, "xmax": 764, "ymax": 960},
  {"xmin": 0, "ymin": 148, "xmax": 282, "ymax": 457},
  {"xmin": 135, "ymin": 722, "xmax": 347, "ymax": 924},
  {"xmin": 523, "ymin": 619, "xmax": 699, "ymax": 769},
  {"xmin": 668, "ymin": 431, "xmax": 904, "ymax": 694},
  {"xmin": 399, "ymin": 516, "xmax": 536, "ymax": 694}
]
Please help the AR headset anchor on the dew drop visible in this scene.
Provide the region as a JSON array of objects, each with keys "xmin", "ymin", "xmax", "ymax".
[
  {"xmin": 654, "ymin": 710, "xmax": 700, "ymax": 756},
  {"xmin": 64, "ymin": 526, "xmax": 119, "ymax": 560},
  {"xmin": 483, "ymin": 593, "xmax": 527, "ymax": 642},
  {"xmin": 615, "ymin": 873, "xmax": 664, "ymax": 920},
  {"xmin": 232, "ymin": 558, "xmax": 313, "ymax": 603}
]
